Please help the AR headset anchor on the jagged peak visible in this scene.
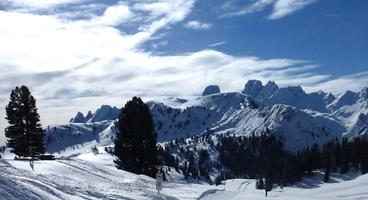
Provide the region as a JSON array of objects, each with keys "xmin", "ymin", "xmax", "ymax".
[
  {"xmin": 242, "ymin": 80, "xmax": 263, "ymax": 96},
  {"xmin": 70, "ymin": 112, "xmax": 85, "ymax": 123},
  {"xmin": 84, "ymin": 111, "xmax": 93, "ymax": 121},
  {"xmin": 360, "ymin": 87, "xmax": 368, "ymax": 99},
  {"xmin": 99, "ymin": 105, "xmax": 114, "ymax": 110},
  {"xmin": 285, "ymin": 85, "xmax": 305, "ymax": 95},
  {"xmin": 324, "ymin": 93, "xmax": 336, "ymax": 103},
  {"xmin": 258, "ymin": 81, "xmax": 279, "ymax": 98},
  {"xmin": 339, "ymin": 90, "xmax": 359, "ymax": 99},
  {"xmin": 329, "ymin": 90, "xmax": 359, "ymax": 110},
  {"xmin": 264, "ymin": 81, "xmax": 279, "ymax": 90},
  {"xmin": 316, "ymin": 90, "xmax": 327, "ymax": 96},
  {"xmin": 202, "ymin": 85, "xmax": 220, "ymax": 96},
  {"xmin": 245, "ymin": 80, "xmax": 263, "ymax": 86},
  {"xmin": 75, "ymin": 111, "xmax": 84, "ymax": 117},
  {"xmin": 87, "ymin": 105, "xmax": 120, "ymax": 123}
]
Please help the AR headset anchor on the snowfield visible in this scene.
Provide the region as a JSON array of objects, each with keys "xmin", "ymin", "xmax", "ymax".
[
  {"xmin": 200, "ymin": 172, "xmax": 368, "ymax": 200},
  {"xmin": 0, "ymin": 149, "xmax": 210, "ymax": 200},
  {"xmin": 1, "ymin": 148, "xmax": 368, "ymax": 200}
]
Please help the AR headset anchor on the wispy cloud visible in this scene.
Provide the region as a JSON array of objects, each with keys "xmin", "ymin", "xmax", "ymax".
[
  {"xmin": 269, "ymin": 0, "xmax": 317, "ymax": 20},
  {"xmin": 1, "ymin": 0, "xmax": 91, "ymax": 11},
  {"xmin": 220, "ymin": 0, "xmax": 317, "ymax": 20},
  {"xmin": 209, "ymin": 41, "xmax": 227, "ymax": 47},
  {"xmin": 184, "ymin": 20, "xmax": 212, "ymax": 30}
]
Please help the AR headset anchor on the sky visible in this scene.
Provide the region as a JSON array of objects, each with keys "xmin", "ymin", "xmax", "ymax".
[{"xmin": 0, "ymin": 0, "xmax": 367, "ymax": 144}]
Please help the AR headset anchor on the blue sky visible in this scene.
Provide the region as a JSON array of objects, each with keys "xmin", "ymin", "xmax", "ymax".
[
  {"xmin": 0, "ymin": 0, "xmax": 367, "ymax": 143},
  {"xmin": 158, "ymin": 0, "xmax": 368, "ymax": 76}
]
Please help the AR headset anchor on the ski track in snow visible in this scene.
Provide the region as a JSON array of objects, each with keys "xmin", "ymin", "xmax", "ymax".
[{"xmin": 0, "ymin": 154, "xmax": 181, "ymax": 200}]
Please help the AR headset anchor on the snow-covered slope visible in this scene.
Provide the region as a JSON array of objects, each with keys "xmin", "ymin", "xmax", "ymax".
[
  {"xmin": 328, "ymin": 87, "xmax": 368, "ymax": 138},
  {"xmin": 199, "ymin": 172, "xmax": 368, "ymax": 200},
  {"xmin": 44, "ymin": 121, "xmax": 116, "ymax": 156},
  {"xmin": 1, "ymin": 147, "xmax": 368, "ymax": 200},
  {"xmin": 0, "ymin": 149, "xmax": 209, "ymax": 200}
]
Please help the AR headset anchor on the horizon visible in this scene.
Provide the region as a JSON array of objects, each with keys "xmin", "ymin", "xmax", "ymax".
[{"xmin": 1, "ymin": 0, "xmax": 368, "ymax": 145}]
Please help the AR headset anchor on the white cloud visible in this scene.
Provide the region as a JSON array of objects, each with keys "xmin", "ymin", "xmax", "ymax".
[
  {"xmin": 0, "ymin": 0, "xmax": 197, "ymax": 144},
  {"xmin": 269, "ymin": 0, "xmax": 317, "ymax": 20},
  {"xmin": 184, "ymin": 20, "xmax": 212, "ymax": 30},
  {"xmin": 1, "ymin": 0, "xmax": 89, "ymax": 9},
  {"xmin": 309, "ymin": 72, "xmax": 368, "ymax": 95},
  {"xmin": 209, "ymin": 41, "xmax": 227, "ymax": 47},
  {"xmin": 220, "ymin": 0, "xmax": 317, "ymax": 20},
  {"xmin": 94, "ymin": 3, "xmax": 134, "ymax": 26},
  {"xmin": 219, "ymin": 0, "xmax": 274, "ymax": 18}
]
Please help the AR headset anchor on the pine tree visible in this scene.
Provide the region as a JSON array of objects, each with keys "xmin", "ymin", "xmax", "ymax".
[
  {"xmin": 265, "ymin": 176, "xmax": 272, "ymax": 197},
  {"xmin": 324, "ymin": 158, "xmax": 331, "ymax": 183},
  {"xmin": 323, "ymin": 143, "xmax": 332, "ymax": 183},
  {"xmin": 256, "ymin": 178, "xmax": 264, "ymax": 189},
  {"xmin": 359, "ymin": 138, "xmax": 368, "ymax": 174},
  {"xmin": 5, "ymin": 86, "xmax": 45, "ymax": 157},
  {"xmin": 5, "ymin": 88, "xmax": 24, "ymax": 155},
  {"xmin": 340, "ymin": 138, "xmax": 350, "ymax": 174},
  {"xmin": 114, "ymin": 97, "xmax": 158, "ymax": 178}
]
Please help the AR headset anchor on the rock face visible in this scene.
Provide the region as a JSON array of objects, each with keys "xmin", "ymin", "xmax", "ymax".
[
  {"xmin": 87, "ymin": 105, "xmax": 120, "ymax": 123},
  {"xmin": 202, "ymin": 85, "xmax": 221, "ymax": 96},
  {"xmin": 69, "ymin": 112, "xmax": 85, "ymax": 123},
  {"xmin": 242, "ymin": 80, "xmax": 263, "ymax": 97},
  {"xmin": 69, "ymin": 105, "xmax": 120, "ymax": 123}
]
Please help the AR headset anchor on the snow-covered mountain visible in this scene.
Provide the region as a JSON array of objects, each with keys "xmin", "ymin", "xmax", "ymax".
[
  {"xmin": 69, "ymin": 105, "xmax": 120, "ymax": 123},
  {"xmin": 242, "ymin": 80, "xmax": 334, "ymax": 112},
  {"xmin": 45, "ymin": 80, "xmax": 368, "ymax": 153},
  {"xmin": 5, "ymin": 80, "xmax": 368, "ymax": 200}
]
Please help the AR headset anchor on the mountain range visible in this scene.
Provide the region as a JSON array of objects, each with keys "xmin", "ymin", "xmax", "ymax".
[{"xmin": 46, "ymin": 80, "xmax": 368, "ymax": 154}]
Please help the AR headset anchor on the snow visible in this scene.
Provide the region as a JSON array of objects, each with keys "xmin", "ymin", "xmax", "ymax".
[
  {"xmin": 47, "ymin": 81, "xmax": 368, "ymax": 153},
  {"xmin": 2, "ymin": 145, "xmax": 368, "ymax": 200},
  {"xmin": 3, "ymin": 80, "xmax": 368, "ymax": 199},
  {"xmin": 61, "ymin": 81, "xmax": 368, "ymax": 152},
  {"xmin": 199, "ymin": 172, "xmax": 368, "ymax": 200},
  {"xmin": 0, "ymin": 148, "xmax": 209, "ymax": 200}
]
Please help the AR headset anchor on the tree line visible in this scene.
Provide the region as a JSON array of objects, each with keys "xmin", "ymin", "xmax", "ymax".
[{"xmin": 215, "ymin": 134, "xmax": 368, "ymax": 194}]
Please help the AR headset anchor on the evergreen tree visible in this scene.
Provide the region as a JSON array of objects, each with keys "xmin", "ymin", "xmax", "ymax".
[
  {"xmin": 198, "ymin": 149, "xmax": 210, "ymax": 178},
  {"xmin": 214, "ymin": 174, "xmax": 223, "ymax": 186},
  {"xmin": 340, "ymin": 138, "xmax": 350, "ymax": 174},
  {"xmin": 310, "ymin": 144, "xmax": 323, "ymax": 171},
  {"xmin": 5, "ymin": 86, "xmax": 45, "ymax": 157},
  {"xmin": 114, "ymin": 97, "xmax": 158, "ymax": 178},
  {"xmin": 334, "ymin": 138, "xmax": 341, "ymax": 171},
  {"xmin": 265, "ymin": 176, "xmax": 273, "ymax": 197},
  {"xmin": 360, "ymin": 139, "xmax": 368, "ymax": 174},
  {"xmin": 256, "ymin": 178, "xmax": 264, "ymax": 189},
  {"xmin": 323, "ymin": 142, "xmax": 333, "ymax": 183},
  {"xmin": 324, "ymin": 158, "xmax": 331, "ymax": 183}
]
